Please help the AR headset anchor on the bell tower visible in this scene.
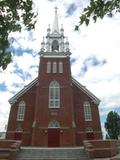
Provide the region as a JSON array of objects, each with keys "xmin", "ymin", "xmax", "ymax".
[{"xmin": 32, "ymin": 8, "xmax": 76, "ymax": 147}]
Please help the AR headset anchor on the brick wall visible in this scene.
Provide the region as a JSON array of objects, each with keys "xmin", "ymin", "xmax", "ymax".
[
  {"xmin": 6, "ymin": 85, "xmax": 37, "ymax": 146},
  {"xmin": 84, "ymin": 140, "xmax": 119, "ymax": 158},
  {"xmin": 73, "ymin": 84, "xmax": 102, "ymax": 145}
]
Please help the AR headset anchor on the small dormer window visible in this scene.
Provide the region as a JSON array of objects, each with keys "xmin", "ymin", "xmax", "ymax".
[{"xmin": 52, "ymin": 40, "xmax": 59, "ymax": 51}]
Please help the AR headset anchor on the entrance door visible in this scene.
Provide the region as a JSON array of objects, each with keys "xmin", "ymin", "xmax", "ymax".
[
  {"xmin": 86, "ymin": 132, "xmax": 94, "ymax": 140},
  {"xmin": 14, "ymin": 132, "xmax": 22, "ymax": 140},
  {"xmin": 48, "ymin": 128, "xmax": 60, "ymax": 147}
]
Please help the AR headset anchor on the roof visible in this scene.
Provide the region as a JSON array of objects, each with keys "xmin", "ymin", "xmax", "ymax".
[
  {"xmin": 72, "ymin": 77, "xmax": 100, "ymax": 105},
  {"xmin": 9, "ymin": 78, "xmax": 38, "ymax": 104},
  {"xmin": 9, "ymin": 77, "xmax": 100, "ymax": 105}
]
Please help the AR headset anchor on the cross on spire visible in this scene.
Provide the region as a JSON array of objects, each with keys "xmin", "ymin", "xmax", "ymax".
[{"xmin": 55, "ymin": 6, "xmax": 58, "ymax": 13}]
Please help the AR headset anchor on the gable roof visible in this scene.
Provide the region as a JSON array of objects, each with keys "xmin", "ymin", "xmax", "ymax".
[
  {"xmin": 9, "ymin": 77, "xmax": 100, "ymax": 105},
  {"xmin": 9, "ymin": 78, "xmax": 38, "ymax": 104},
  {"xmin": 72, "ymin": 77, "xmax": 100, "ymax": 105}
]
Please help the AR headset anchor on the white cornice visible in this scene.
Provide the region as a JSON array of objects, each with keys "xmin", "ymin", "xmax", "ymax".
[
  {"xmin": 9, "ymin": 78, "xmax": 38, "ymax": 105},
  {"xmin": 72, "ymin": 77, "xmax": 100, "ymax": 105},
  {"xmin": 39, "ymin": 51, "xmax": 71, "ymax": 58},
  {"xmin": 9, "ymin": 77, "xmax": 100, "ymax": 105}
]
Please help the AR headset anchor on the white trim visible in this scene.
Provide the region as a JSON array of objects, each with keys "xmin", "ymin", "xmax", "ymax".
[
  {"xmin": 46, "ymin": 61, "xmax": 51, "ymax": 73},
  {"xmin": 17, "ymin": 101, "xmax": 25, "ymax": 121},
  {"xmin": 39, "ymin": 51, "xmax": 71, "ymax": 58},
  {"xmin": 48, "ymin": 120, "xmax": 60, "ymax": 128},
  {"xmin": 53, "ymin": 62, "xmax": 57, "ymax": 73},
  {"xmin": 41, "ymin": 55, "xmax": 69, "ymax": 58},
  {"xmin": 72, "ymin": 77, "xmax": 100, "ymax": 105},
  {"xmin": 84, "ymin": 101, "xmax": 92, "ymax": 121},
  {"xmin": 9, "ymin": 78, "xmax": 38, "ymax": 104},
  {"xmin": 49, "ymin": 81, "xmax": 60, "ymax": 108},
  {"xmin": 85, "ymin": 127, "xmax": 93, "ymax": 132},
  {"xmin": 59, "ymin": 61, "xmax": 63, "ymax": 73},
  {"xmin": 9, "ymin": 77, "xmax": 100, "ymax": 106}
]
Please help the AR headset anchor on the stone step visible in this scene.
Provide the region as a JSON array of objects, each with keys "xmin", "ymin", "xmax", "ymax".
[
  {"xmin": 16, "ymin": 147, "xmax": 88, "ymax": 160},
  {"xmin": 17, "ymin": 157, "xmax": 88, "ymax": 159},
  {"xmin": 17, "ymin": 157, "xmax": 88, "ymax": 160}
]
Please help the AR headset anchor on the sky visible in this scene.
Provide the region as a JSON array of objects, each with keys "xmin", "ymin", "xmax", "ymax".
[{"xmin": 0, "ymin": 0, "xmax": 120, "ymax": 136}]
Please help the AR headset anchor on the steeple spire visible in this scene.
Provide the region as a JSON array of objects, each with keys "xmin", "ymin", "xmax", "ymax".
[
  {"xmin": 40, "ymin": 7, "xmax": 71, "ymax": 56},
  {"xmin": 52, "ymin": 7, "xmax": 59, "ymax": 33}
]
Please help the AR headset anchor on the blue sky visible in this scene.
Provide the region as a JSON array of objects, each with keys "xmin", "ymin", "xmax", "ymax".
[{"xmin": 0, "ymin": 0, "xmax": 120, "ymax": 137}]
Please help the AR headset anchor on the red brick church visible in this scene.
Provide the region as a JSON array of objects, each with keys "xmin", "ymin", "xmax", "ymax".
[{"xmin": 6, "ymin": 8, "xmax": 102, "ymax": 147}]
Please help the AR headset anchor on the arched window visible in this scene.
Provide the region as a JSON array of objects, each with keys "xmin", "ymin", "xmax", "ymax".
[
  {"xmin": 47, "ymin": 61, "xmax": 51, "ymax": 73},
  {"xmin": 85, "ymin": 127, "xmax": 93, "ymax": 132},
  {"xmin": 48, "ymin": 120, "xmax": 60, "ymax": 128},
  {"xmin": 49, "ymin": 81, "xmax": 60, "ymax": 108},
  {"xmin": 84, "ymin": 101, "xmax": 92, "ymax": 121},
  {"xmin": 17, "ymin": 101, "xmax": 25, "ymax": 121},
  {"xmin": 16, "ymin": 125, "xmax": 23, "ymax": 132},
  {"xmin": 52, "ymin": 40, "xmax": 59, "ymax": 51},
  {"xmin": 59, "ymin": 62, "xmax": 63, "ymax": 73},
  {"xmin": 53, "ymin": 62, "xmax": 57, "ymax": 73},
  {"xmin": 85, "ymin": 127, "xmax": 94, "ymax": 140}
]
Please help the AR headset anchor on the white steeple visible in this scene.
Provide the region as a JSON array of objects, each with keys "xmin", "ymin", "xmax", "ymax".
[
  {"xmin": 40, "ymin": 8, "xmax": 71, "ymax": 57},
  {"xmin": 52, "ymin": 7, "xmax": 59, "ymax": 34}
]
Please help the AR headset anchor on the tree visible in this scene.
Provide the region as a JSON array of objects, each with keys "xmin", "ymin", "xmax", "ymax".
[
  {"xmin": 0, "ymin": 0, "xmax": 37, "ymax": 70},
  {"xmin": 75, "ymin": 0, "xmax": 120, "ymax": 30},
  {"xmin": 105, "ymin": 111, "xmax": 120, "ymax": 139}
]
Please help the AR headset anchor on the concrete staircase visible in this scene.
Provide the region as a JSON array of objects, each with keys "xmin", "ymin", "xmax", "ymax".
[{"xmin": 16, "ymin": 147, "xmax": 89, "ymax": 160}]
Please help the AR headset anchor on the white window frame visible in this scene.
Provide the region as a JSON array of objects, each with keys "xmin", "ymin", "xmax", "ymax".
[
  {"xmin": 17, "ymin": 101, "xmax": 25, "ymax": 121},
  {"xmin": 48, "ymin": 120, "xmax": 60, "ymax": 128},
  {"xmin": 49, "ymin": 81, "xmax": 60, "ymax": 108},
  {"xmin": 85, "ymin": 127, "xmax": 93, "ymax": 132},
  {"xmin": 16, "ymin": 125, "xmax": 23, "ymax": 132},
  {"xmin": 84, "ymin": 101, "xmax": 92, "ymax": 121},
  {"xmin": 53, "ymin": 62, "xmax": 57, "ymax": 73},
  {"xmin": 47, "ymin": 61, "xmax": 51, "ymax": 73},
  {"xmin": 59, "ymin": 62, "xmax": 63, "ymax": 73}
]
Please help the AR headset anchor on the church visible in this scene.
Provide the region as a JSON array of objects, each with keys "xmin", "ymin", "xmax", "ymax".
[{"xmin": 6, "ymin": 8, "xmax": 102, "ymax": 147}]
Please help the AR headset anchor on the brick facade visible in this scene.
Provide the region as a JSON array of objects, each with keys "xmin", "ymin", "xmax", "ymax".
[{"xmin": 6, "ymin": 55, "xmax": 102, "ymax": 146}]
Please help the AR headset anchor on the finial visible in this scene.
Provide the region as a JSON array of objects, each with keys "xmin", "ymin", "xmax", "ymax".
[
  {"xmin": 65, "ymin": 37, "xmax": 69, "ymax": 52},
  {"xmin": 41, "ymin": 36, "xmax": 45, "ymax": 51},
  {"xmin": 47, "ymin": 24, "xmax": 51, "ymax": 34},
  {"xmin": 43, "ymin": 36, "xmax": 45, "ymax": 42},
  {"xmin": 60, "ymin": 24, "xmax": 64, "ymax": 36},
  {"xmin": 66, "ymin": 37, "xmax": 68, "ymax": 42}
]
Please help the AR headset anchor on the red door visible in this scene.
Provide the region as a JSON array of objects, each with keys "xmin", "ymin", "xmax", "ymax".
[
  {"xmin": 14, "ymin": 132, "xmax": 22, "ymax": 140},
  {"xmin": 48, "ymin": 129, "xmax": 60, "ymax": 147},
  {"xmin": 86, "ymin": 132, "xmax": 94, "ymax": 140}
]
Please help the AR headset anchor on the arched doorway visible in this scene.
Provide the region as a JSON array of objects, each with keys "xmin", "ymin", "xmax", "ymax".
[
  {"xmin": 14, "ymin": 126, "xmax": 23, "ymax": 140},
  {"xmin": 48, "ymin": 120, "xmax": 60, "ymax": 147},
  {"xmin": 85, "ymin": 127, "xmax": 94, "ymax": 140}
]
